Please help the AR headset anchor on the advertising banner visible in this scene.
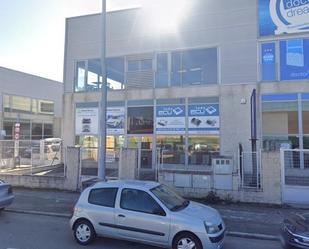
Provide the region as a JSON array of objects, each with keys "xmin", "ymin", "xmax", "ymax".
[
  {"xmin": 280, "ymin": 38, "xmax": 309, "ymax": 80},
  {"xmin": 107, "ymin": 107, "xmax": 125, "ymax": 135},
  {"xmin": 156, "ymin": 105, "xmax": 186, "ymax": 134},
  {"xmin": 261, "ymin": 42, "xmax": 277, "ymax": 81},
  {"xmin": 188, "ymin": 104, "xmax": 219, "ymax": 135},
  {"xmin": 259, "ymin": 0, "xmax": 309, "ymax": 36},
  {"xmin": 75, "ymin": 106, "xmax": 99, "ymax": 135}
]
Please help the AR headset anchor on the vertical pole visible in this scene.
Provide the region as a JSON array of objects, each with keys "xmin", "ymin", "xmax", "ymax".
[{"xmin": 98, "ymin": 0, "xmax": 107, "ymax": 180}]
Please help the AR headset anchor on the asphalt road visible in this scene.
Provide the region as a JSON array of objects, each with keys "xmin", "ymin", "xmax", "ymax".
[{"xmin": 0, "ymin": 211, "xmax": 282, "ymax": 249}]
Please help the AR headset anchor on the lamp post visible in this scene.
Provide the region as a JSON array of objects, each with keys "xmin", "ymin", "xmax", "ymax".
[{"xmin": 98, "ymin": 0, "xmax": 107, "ymax": 180}]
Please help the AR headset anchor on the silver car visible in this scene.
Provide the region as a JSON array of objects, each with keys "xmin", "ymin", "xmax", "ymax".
[
  {"xmin": 70, "ymin": 180, "xmax": 225, "ymax": 249},
  {"xmin": 0, "ymin": 179, "xmax": 14, "ymax": 211}
]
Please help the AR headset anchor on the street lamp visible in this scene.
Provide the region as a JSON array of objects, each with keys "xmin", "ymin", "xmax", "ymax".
[{"xmin": 98, "ymin": 0, "xmax": 107, "ymax": 180}]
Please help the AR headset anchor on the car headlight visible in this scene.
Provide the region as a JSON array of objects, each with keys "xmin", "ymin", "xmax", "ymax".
[{"xmin": 204, "ymin": 221, "xmax": 220, "ymax": 234}]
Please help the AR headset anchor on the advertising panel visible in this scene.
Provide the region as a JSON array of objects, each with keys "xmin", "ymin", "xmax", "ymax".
[
  {"xmin": 280, "ymin": 38, "xmax": 309, "ymax": 80},
  {"xmin": 259, "ymin": 0, "xmax": 309, "ymax": 36},
  {"xmin": 107, "ymin": 107, "xmax": 125, "ymax": 135},
  {"xmin": 156, "ymin": 105, "xmax": 186, "ymax": 134},
  {"xmin": 188, "ymin": 104, "xmax": 219, "ymax": 135},
  {"xmin": 75, "ymin": 105, "xmax": 99, "ymax": 135},
  {"xmin": 128, "ymin": 107, "xmax": 154, "ymax": 134},
  {"xmin": 261, "ymin": 42, "xmax": 277, "ymax": 81}
]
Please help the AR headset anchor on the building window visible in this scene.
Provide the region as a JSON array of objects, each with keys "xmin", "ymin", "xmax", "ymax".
[
  {"xmin": 43, "ymin": 123, "xmax": 53, "ymax": 139},
  {"xmin": 188, "ymin": 136, "xmax": 220, "ymax": 166},
  {"xmin": 75, "ymin": 61, "xmax": 86, "ymax": 92},
  {"xmin": 11, "ymin": 96, "xmax": 31, "ymax": 113},
  {"xmin": 155, "ymin": 53, "xmax": 169, "ymax": 88},
  {"xmin": 3, "ymin": 95, "xmax": 10, "ymax": 112},
  {"xmin": 157, "ymin": 136, "xmax": 185, "ymax": 165},
  {"xmin": 106, "ymin": 57, "xmax": 125, "ymax": 90},
  {"xmin": 38, "ymin": 100, "xmax": 54, "ymax": 115},
  {"xmin": 31, "ymin": 123, "xmax": 43, "ymax": 140},
  {"xmin": 171, "ymin": 48, "xmax": 218, "ymax": 87},
  {"xmin": 127, "ymin": 59, "xmax": 153, "ymax": 72},
  {"xmin": 86, "ymin": 59, "xmax": 101, "ymax": 92},
  {"xmin": 260, "ymin": 42, "xmax": 277, "ymax": 81},
  {"xmin": 262, "ymin": 94, "xmax": 299, "ymax": 151},
  {"xmin": 127, "ymin": 107, "xmax": 154, "ymax": 134}
]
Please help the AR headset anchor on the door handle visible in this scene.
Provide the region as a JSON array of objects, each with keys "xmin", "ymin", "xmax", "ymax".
[{"xmin": 118, "ymin": 214, "xmax": 125, "ymax": 218}]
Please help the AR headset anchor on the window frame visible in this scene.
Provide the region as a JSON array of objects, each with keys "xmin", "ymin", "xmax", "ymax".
[
  {"xmin": 120, "ymin": 188, "xmax": 166, "ymax": 216},
  {"xmin": 88, "ymin": 187, "xmax": 119, "ymax": 208}
]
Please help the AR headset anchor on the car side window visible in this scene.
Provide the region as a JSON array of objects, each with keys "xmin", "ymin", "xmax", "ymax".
[
  {"xmin": 88, "ymin": 188, "xmax": 118, "ymax": 208},
  {"xmin": 120, "ymin": 188, "xmax": 166, "ymax": 216}
]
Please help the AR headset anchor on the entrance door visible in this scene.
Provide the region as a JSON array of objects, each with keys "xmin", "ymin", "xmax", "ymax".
[
  {"xmin": 281, "ymin": 149, "xmax": 309, "ymax": 204},
  {"xmin": 127, "ymin": 136, "xmax": 154, "ymax": 180}
]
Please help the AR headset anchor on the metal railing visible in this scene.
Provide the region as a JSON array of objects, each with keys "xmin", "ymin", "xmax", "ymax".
[{"xmin": 0, "ymin": 139, "xmax": 63, "ymax": 177}]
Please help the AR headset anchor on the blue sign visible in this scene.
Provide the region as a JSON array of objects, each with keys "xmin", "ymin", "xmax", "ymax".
[
  {"xmin": 259, "ymin": 0, "xmax": 309, "ymax": 36},
  {"xmin": 280, "ymin": 38, "xmax": 309, "ymax": 80},
  {"xmin": 261, "ymin": 43, "xmax": 277, "ymax": 81},
  {"xmin": 156, "ymin": 105, "xmax": 185, "ymax": 134},
  {"xmin": 188, "ymin": 104, "xmax": 220, "ymax": 135}
]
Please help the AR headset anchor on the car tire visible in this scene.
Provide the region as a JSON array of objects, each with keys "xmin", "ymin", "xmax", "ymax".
[
  {"xmin": 73, "ymin": 220, "xmax": 95, "ymax": 245},
  {"xmin": 173, "ymin": 232, "xmax": 202, "ymax": 249}
]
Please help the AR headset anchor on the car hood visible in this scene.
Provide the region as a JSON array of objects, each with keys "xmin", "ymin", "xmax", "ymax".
[
  {"xmin": 286, "ymin": 214, "xmax": 309, "ymax": 237},
  {"xmin": 177, "ymin": 201, "xmax": 222, "ymax": 224}
]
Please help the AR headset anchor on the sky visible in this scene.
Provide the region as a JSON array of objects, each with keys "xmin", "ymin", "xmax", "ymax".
[{"xmin": 0, "ymin": 0, "xmax": 142, "ymax": 82}]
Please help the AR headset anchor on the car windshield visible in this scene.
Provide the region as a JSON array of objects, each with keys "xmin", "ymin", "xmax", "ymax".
[{"xmin": 151, "ymin": 184, "xmax": 189, "ymax": 211}]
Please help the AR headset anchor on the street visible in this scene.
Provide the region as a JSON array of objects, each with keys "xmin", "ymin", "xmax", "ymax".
[{"xmin": 0, "ymin": 211, "xmax": 282, "ymax": 249}]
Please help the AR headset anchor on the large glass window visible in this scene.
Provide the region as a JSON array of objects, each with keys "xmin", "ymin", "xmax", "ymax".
[
  {"xmin": 188, "ymin": 136, "xmax": 220, "ymax": 166},
  {"xmin": 261, "ymin": 42, "xmax": 277, "ymax": 81},
  {"xmin": 43, "ymin": 124, "xmax": 53, "ymax": 139},
  {"xmin": 156, "ymin": 53, "xmax": 169, "ymax": 88},
  {"xmin": 262, "ymin": 94, "xmax": 299, "ymax": 151},
  {"xmin": 106, "ymin": 57, "xmax": 125, "ymax": 90},
  {"xmin": 127, "ymin": 107, "xmax": 154, "ymax": 134},
  {"xmin": 3, "ymin": 95, "xmax": 10, "ymax": 112},
  {"xmin": 127, "ymin": 59, "xmax": 153, "ymax": 72},
  {"xmin": 75, "ymin": 61, "xmax": 86, "ymax": 92},
  {"xmin": 11, "ymin": 96, "xmax": 31, "ymax": 113},
  {"xmin": 31, "ymin": 123, "xmax": 43, "ymax": 140},
  {"xmin": 157, "ymin": 136, "xmax": 185, "ymax": 165},
  {"xmin": 171, "ymin": 48, "xmax": 218, "ymax": 86},
  {"xmin": 38, "ymin": 100, "xmax": 54, "ymax": 115}
]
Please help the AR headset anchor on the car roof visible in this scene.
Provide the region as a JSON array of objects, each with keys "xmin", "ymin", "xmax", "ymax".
[{"xmin": 91, "ymin": 180, "xmax": 160, "ymax": 190}]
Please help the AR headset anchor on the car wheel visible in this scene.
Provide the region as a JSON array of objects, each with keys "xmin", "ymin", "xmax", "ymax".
[
  {"xmin": 74, "ymin": 220, "xmax": 95, "ymax": 245},
  {"xmin": 173, "ymin": 233, "xmax": 202, "ymax": 249}
]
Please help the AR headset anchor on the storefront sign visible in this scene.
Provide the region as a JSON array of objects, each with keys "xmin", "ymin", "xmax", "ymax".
[
  {"xmin": 259, "ymin": 0, "xmax": 309, "ymax": 36},
  {"xmin": 280, "ymin": 38, "xmax": 309, "ymax": 80},
  {"xmin": 75, "ymin": 104, "xmax": 99, "ymax": 135},
  {"xmin": 261, "ymin": 42, "xmax": 277, "ymax": 81},
  {"xmin": 188, "ymin": 104, "xmax": 219, "ymax": 134},
  {"xmin": 156, "ymin": 105, "xmax": 185, "ymax": 134},
  {"xmin": 107, "ymin": 107, "xmax": 125, "ymax": 135}
]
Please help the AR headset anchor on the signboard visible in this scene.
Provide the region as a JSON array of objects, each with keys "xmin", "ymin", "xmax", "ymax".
[
  {"xmin": 261, "ymin": 42, "xmax": 277, "ymax": 81},
  {"xmin": 107, "ymin": 107, "xmax": 125, "ymax": 135},
  {"xmin": 75, "ymin": 106, "xmax": 99, "ymax": 135},
  {"xmin": 156, "ymin": 105, "xmax": 186, "ymax": 134},
  {"xmin": 188, "ymin": 104, "xmax": 219, "ymax": 135},
  {"xmin": 280, "ymin": 38, "xmax": 309, "ymax": 80},
  {"xmin": 14, "ymin": 123, "xmax": 20, "ymax": 140},
  {"xmin": 259, "ymin": 0, "xmax": 309, "ymax": 36}
]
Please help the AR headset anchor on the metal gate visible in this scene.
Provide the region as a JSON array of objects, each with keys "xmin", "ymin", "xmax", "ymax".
[
  {"xmin": 281, "ymin": 149, "xmax": 309, "ymax": 204},
  {"xmin": 239, "ymin": 151, "xmax": 261, "ymax": 189}
]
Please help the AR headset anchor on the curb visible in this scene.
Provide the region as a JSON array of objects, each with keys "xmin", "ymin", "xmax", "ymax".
[
  {"xmin": 5, "ymin": 208, "xmax": 71, "ymax": 218},
  {"xmin": 5, "ymin": 208, "xmax": 280, "ymax": 242},
  {"xmin": 226, "ymin": 231, "xmax": 279, "ymax": 241}
]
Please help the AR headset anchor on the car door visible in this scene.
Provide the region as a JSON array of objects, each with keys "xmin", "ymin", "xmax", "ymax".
[
  {"xmin": 115, "ymin": 188, "xmax": 170, "ymax": 246},
  {"xmin": 86, "ymin": 187, "xmax": 118, "ymax": 237}
]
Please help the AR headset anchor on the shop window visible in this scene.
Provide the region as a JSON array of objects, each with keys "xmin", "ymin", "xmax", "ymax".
[
  {"xmin": 3, "ymin": 121, "xmax": 14, "ymax": 140},
  {"xmin": 43, "ymin": 124, "xmax": 53, "ymax": 139},
  {"xmin": 262, "ymin": 95, "xmax": 299, "ymax": 151},
  {"xmin": 106, "ymin": 136, "xmax": 124, "ymax": 166},
  {"xmin": 20, "ymin": 121, "xmax": 31, "ymax": 140},
  {"xmin": 188, "ymin": 136, "xmax": 220, "ymax": 166},
  {"xmin": 156, "ymin": 136, "xmax": 185, "ymax": 165},
  {"xmin": 31, "ymin": 123, "xmax": 43, "ymax": 140},
  {"xmin": 127, "ymin": 107, "xmax": 154, "ymax": 134}
]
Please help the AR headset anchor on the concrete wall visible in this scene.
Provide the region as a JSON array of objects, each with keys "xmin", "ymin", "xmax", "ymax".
[{"xmin": 64, "ymin": 0, "xmax": 258, "ymax": 93}]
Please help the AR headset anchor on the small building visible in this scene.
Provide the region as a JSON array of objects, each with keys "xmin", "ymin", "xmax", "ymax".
[
  {"xmin": 0, "ymin": 67, "xmax": 63, "ymax": 140},
  {"xmin": 62, "ymin": 0, "xmax": 309, "ymax": 204}
]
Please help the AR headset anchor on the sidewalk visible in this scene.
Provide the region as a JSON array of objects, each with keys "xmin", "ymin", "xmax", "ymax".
[{"xmin": 6, "ymin": 187, "xmax": 309, "ymax": 240}]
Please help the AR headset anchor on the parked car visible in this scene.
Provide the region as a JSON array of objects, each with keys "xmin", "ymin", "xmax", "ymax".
[
  {"xmin": 0, "ymin": 179, "xmax": 14, "ymax": 211},
  {"xmin": 70, "ymin": 180, "xmax": 225, "ymax": 249},
  {"xmin": 281, "ymin": 213, "xmax": 309, "ymax": 248}
]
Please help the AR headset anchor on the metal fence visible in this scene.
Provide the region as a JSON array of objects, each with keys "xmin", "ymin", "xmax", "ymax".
[
  {"xmin": 239, "ymin": 151, "xmax": 262, "ymax": 189},
  {"xmin": 0, "ymin": 139, "xmax": 63, "ymax": 177},
  {"xmin": 282, "ymin": 149, "xmax": 309, "ymax": 187}
]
